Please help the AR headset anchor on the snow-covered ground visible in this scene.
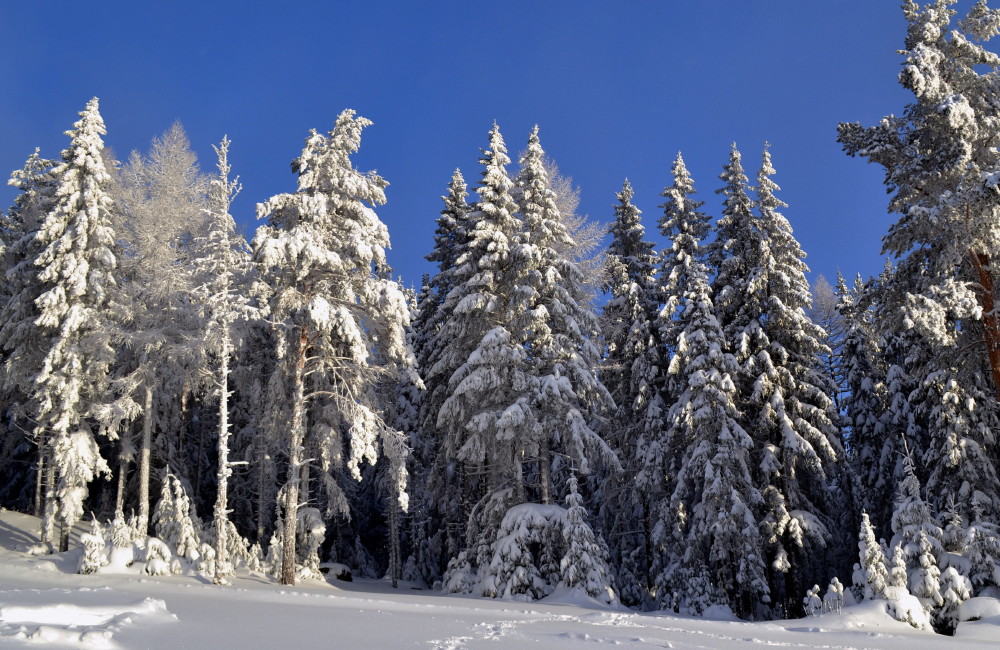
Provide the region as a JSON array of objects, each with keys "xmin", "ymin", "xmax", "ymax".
[{"xmin": 0, "ymin": 509, "xmax": 995, "ymax": 649}]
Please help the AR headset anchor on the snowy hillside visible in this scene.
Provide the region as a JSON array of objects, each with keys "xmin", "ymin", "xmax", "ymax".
[{"xmin": 0, "ymin": 510, "xmax": 995, "ymax": 649}]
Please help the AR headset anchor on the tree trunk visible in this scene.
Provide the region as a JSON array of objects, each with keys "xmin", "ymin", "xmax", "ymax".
[
  {"xmin": 256, "ymin": 444, "xmax": 269, "ymax": 543},
  {"xmin": 178, "ymin": 374, "xmax": 190, "ymax": 472},
  {"xmin": 138, "ymin": 383, "xmax": 153, "ymax": 537},
  {"xmin": 280, "ymin": 324, "xmax": 309, "ymax": 586},
  {"xmin": 33, "ymin": 432, "xmax": 45, "ymax": 518},
  {"xmin": 115, "ymin": 455, "xmax": 127, "ymax": 515},
  {"xmin": 539, "ymin": 441, "xmax": 551, "ymax": 505},
  {"xmin": 214, "ymin": 332, "xmax": 232, "ymax": 585},
  {"xmin": 970, "ymin": 250, "xmax": 1000, "ymax": 401},
  {"xmin": 389, "ymin": 491, "xmax": 400, "ymax": 588},
  {"xmin": 41, "ymin": 440, "xmax": 56, "ymax": 549}
]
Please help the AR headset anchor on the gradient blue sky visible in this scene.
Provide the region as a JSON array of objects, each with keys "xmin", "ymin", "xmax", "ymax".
[{"xmin": 1, "ymin": 1, "xmax": 951, "ymax": 291}]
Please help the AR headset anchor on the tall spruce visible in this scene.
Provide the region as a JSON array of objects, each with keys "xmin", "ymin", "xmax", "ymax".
[
  {"xmin": 24, "ymin": 98, "xmax": 119, "ymax": 550},
  {"xmin": 513, "ymin": 126, "xmax": 616, "ymax": 504},
  {"xmin": 599, "ymin": 179, "xmax": 659, "ymax": 604}
]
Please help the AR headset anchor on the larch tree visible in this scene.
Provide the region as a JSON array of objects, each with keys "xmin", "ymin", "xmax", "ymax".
[
  {"xmin": 253, "ymin": 109, "xmax": 412, "ymax": 585},
  {"xmin": 108, "ymin": 122, "xmax": 208, "ymax": 536}
]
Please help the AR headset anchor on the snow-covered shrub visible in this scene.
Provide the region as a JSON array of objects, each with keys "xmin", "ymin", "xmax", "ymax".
[
  {"xmin": 823, "ymin": 577, "xmax": 844, "ymax": 614},
  {"xmin": 296, "ymin": 507, "xmax": 325, "ymax": 581},
  {"xmin": 884, "ymin": 585, "xmax": 932, "ymax": 630},
  {"xmin": 803, "ymin": 585, "xmax": 822, "ymax": 617},
  {"xmin": 937, "ymin": 566, "xmax": 972, "ymax": 634},
  {"xmin": 105, "ymin": 512, "xmax": 136, "ymax": 571},
  {"xmin": 198, "ymin": 542, "xmax": 216, "ymax": 578},
  {"xmin": 481, "ymin": 503, "xmax": 565, "ymax": 600},
  {"xmin": 442, "ymin": 550, "xmax": 475, "ymax": 595},
  {"xmin": 78, "ymin": 519, "xmax": 108, "ymax": 574},
  {"xmin": 144, "ymin": 538, "xmax": 173, "ymax": 576}
]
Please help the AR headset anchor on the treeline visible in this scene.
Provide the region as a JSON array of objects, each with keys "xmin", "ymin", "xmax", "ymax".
[{"xmin": 1, "ymin": 0, "xmax": 1000, "ymax": 635}]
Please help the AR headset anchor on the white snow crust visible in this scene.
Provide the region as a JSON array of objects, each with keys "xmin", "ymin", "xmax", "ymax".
[{"xmin": 0, "ymin": 508, "xmax": 994, "ymax": 648}]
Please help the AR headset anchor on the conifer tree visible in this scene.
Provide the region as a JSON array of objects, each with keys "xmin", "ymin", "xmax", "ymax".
[
  {"xmin": 749, "ymin": 146, "xmax": 843, "ymax": 611},
  {"xmin": 858, "ymin": 512, "xmax": 889, "ymax": 600},
  {"xmin": 599, "ymin": 179, "xmax": 659, "ymax": 603},
  {"xmin": 513, "ymin": 126, "xmax": 616, "ymax": 503},
  {"xmin": 24, "ymin": 98, "xmax": 119, "ymax": 550},
  {"xmin": 655, "ymin": 246, "xmax": 768, "ymax": 618},
  {"xmin": 108, "ymin": 123, "xmax": 209, "ymax": 534},
  {"xmin": 191, "ymin": 136, "xmax": 251, "ymax": 584},
  {"xmin": 435, "ymin": 123, "xmax": 532, "ymax": 556},
  {"xmin": 253, "ymin": 109, "xmax": 413, "ymax": 585},
  {"xmin": 0, "ymin": 149, "xmax": 57, "ymax": 517}
]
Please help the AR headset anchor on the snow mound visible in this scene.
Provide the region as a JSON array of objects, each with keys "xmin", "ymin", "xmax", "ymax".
[
  {"xmin": 0, "ymin": 589, "xmax": 174, "ymax": 647},
  {"xmin": 956, "ymin": 597, "xmax": 1000, "ymax": 641}
]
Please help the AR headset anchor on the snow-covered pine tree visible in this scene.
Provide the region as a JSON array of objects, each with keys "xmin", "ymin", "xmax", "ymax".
[
  {"xmin": 635, "ymin": 155, "xmax": 713, "ymax": 598},
  {"xmin": 599, "ymin": 179, "xmax": 660, "ymax": 605},
  {"xmin": 857, "ymin": 512, "xmax": 889, "ymax": 601},
  {"xmin": 637, "ymin": 154, "xmax": 713, "ymax": 504},
  {"xmin": 890, "ymin": 442, "xmax": 944, "ymax": 562},
  {"xmin": 23, "ymin": 98, "xmax": 119, "ymax": 551},
  {"xmin": 936, "ymin": 565, "xmax": 971, "ymax": 634},
  {"xmin": 747, "ymin": 145, "xmax": 843, "ymax": 613},
  {"xmin": 435, "ymin": 124, "xmax": 535, "ymax": 574},
  {"xmin": 253, "ymin": 109, "xmax": 413, "ymax": 585},
  {"xmin": 909, "ymin": 530, "xmax": 944, "ymax": 614},
  {"xmin": 654, "ymin": 243, "xmax": 768, "ymax": 619},
  {"xmin": 0, "ymin": 149, "xmax": 57, "ymax": 517},
  {"xmin": 559, "ymin": 475, "xmax": 616, "ymax": 603},
  {"xmin": 512, "ymin": 126, "xmax": 617, "ymax": 504},
  {"xmin": 838, "ymin": 0, "xmax": 1000, "ymax": 525},
  {"xmin": 413, "ymin": 169, "xmax": 472, "ymax": 581},
  {"xmin": 708, "ymin": 145, "xmax": 764, "ymax": 359},
  {"xmin": 838, "ymin": 273, "xmax": 891, "ymax": 526}
]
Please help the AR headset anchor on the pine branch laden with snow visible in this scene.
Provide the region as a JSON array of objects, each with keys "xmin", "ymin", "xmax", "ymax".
[{"xmin": 253, "ymin": 109, "xmax": 412, "ymax": 586}]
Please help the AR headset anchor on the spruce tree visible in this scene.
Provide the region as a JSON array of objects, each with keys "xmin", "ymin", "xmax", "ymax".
[
  {"xmin": 25, "ymin": 98, "xmax": 119, "ymax": 550},
  {"xmin": 656, "ymin": 251, "xmax": 768, "ymax": 618},
  {"xmin": 599, "ymin": 179, "xmax": 659, "ymax": 604},
  {"xmin": 513, "ymin": 126, "xmax": 616, "ymax": 503}
]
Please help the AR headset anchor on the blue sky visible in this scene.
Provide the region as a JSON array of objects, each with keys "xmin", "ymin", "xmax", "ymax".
[{"xmin": 1, "ymin": 1, "xmax": 947, "ymax": 291}]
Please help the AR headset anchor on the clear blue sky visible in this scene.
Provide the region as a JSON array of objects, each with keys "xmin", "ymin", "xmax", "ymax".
[{"xmin": 1, "ymin": 1, "xmax": 950, "ymax": 291}]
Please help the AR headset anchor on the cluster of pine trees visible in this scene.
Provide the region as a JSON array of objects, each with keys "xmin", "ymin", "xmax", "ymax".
[{"xmin": 2, "ymin": 0, "xmax": 1000, "ymax": 632}]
